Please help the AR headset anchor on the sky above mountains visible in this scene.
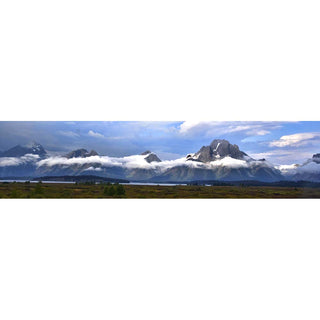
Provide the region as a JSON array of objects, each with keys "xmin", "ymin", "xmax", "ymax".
[{"xmin": 0, "ymin": 121, "xmax": 319, "ymax": 165}]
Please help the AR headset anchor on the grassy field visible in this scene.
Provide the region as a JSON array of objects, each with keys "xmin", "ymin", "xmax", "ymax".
[{"xmin": 1, "ymin": 182, "xmax": 320, "ymax": 198}]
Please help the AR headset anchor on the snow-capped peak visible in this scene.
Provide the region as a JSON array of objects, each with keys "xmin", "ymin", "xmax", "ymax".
[{"xmin": 187, "ymin": 139, "xmax": 249, "ymax": 163}]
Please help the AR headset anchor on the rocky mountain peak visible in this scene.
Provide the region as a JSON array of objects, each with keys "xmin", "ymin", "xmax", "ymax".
[
  {"xmin": 145, "ymin": 154, "xmax": 161, "ymax": 163},
  {"xmin": 187, "ymin": 139, "xmax": 249, "ymax": 163},
  {"xmin": 30, "ymin": 142, "xmax": 47, "ymax": 156},
  {"xmin": 66, "ymin": 149, "xmax": 99, "ymax": 159},
  {"xmin": 312, "ymin": 153, "xmax": 320, "ymax": 163},
  {"xmin": 141, "ymin": 150, "xmax": 152, "ymax": 155},
  {"xmin": 88, "ymin": 150, "xmax": 99, "ymax": 157},
  {"xmin": 140, "ymin": 151, "xmax": 161, "ymax": 163}
]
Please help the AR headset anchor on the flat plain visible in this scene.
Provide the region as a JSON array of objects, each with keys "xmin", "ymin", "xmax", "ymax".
[{"xmin": 1, "ymin": 182, "xmax": 320, "ymax": 199}]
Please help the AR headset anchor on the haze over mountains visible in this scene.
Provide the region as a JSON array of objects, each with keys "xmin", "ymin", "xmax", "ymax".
[{"xmin": 1, "ymin": 139, "xmax": 320, "ymax": 182}]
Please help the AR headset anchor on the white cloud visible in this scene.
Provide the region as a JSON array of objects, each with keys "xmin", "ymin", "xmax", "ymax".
[
  {"xmin": 88, "ymin": 130, "xmax": 105, "ymax": 138},
  {"xmin": 179, "ymin": 121, "xmax": 205, "ymax": 134},
  {"xmin": 250, "ymin": 149, "xmax": 314, "ymax": 165},
  {"xmin": 208, "ymin": 157, "xmax": 249, "ymax": 169},
  {"xmin": 277, "ymin": 161, "xmax": 320, "ymax": 176},
  {"xmin": 256, "ymin": 130, "xmax": 270, "ymax": 136},
  {"xmin": 37, "ymin": 155, "xmax": 121, "ymax": 168},
  {"xmin": 179, "ymin": 121, "xmax": 279, "ymax": 137},
  {"xmin": 276, "ymin": 164, "xmax": 300, "ymax": 175},
  {"xmin": 37, "ymin": 154, "xmax": 169, "ymax": 170},
  {"xmin": 58, "ymin": 131, "xmax": 80, "ymax": 138},
  {"xmin": 269, "ymin": 132, "xmax": 320, "ymax": 147},
  {"xmin": 35, "ymin": 153, "xmax": 276, "ymax": 173},
  {"xmin": 0, "ymin": 154, "xmax": 39, "ymax": 167},
  {"xmin": 227, "ymin": 125, "xmax": 252, "ymax": 133}
]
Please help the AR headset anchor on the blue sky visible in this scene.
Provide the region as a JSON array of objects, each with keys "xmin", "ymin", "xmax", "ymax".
[{"xmin": 0, "ymin": 121, "xmax": 319, "ymax": 165}]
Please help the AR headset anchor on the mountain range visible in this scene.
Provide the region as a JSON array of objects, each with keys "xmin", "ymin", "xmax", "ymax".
[
  {"xmin": 0, "ymin": 142, "xmax": 47, "ymax": 158},
  {"xmin": 1, "ymin": 139, "xmax": 320, "ymax": 182}
]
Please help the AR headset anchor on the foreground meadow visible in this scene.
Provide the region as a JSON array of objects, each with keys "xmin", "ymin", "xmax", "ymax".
[{"xmin": 1, "ymin": 182, "xmax": 320, "ymax": 198}]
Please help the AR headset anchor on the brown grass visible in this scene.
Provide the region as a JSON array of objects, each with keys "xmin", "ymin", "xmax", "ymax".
[{"xmin": 1, "ymin": 182, "xmax": 320, "ymax": 198}]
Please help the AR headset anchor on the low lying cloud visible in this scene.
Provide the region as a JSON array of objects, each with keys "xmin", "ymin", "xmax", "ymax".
[
  {"xmin": 37, "ymin": 154, "xmax": 178, "ymax": 171},
  {"xmin": 278, "ymin": 161, "xmax": 320, "ymax": 175},
  {"xmin": 270, "ymin": 132, "xmax": 320, "ymax": 147},
  {"xmin": 0, "ymin": 154, "xmax": 39, "ymax": 167},
  {"xmin": 0, "ymin": 146, "xmax": 309, "ymax": 177},
  {"xmin": 298, "ymin": 161, "xmax": 320, "ymax": 173},
  {"xmin": 36, "ymin": 154, "xmax": 275, "ymax": 173}
]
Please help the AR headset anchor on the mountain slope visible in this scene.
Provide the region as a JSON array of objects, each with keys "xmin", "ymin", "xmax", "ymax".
[
  {"xmin": 141, "ymin": 151, "xmax": 161, "ymax": 163},
  {"xmin": 0, "ymin": 143, "xmax": 47, "ymax": 157},
  {"xmin": 65, "ymin": 149, "xmax": 99, "ymax": 158}
]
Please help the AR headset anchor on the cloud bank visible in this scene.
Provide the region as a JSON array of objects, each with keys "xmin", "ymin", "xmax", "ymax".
[
  {"xmin": 278, "ymin": 161, "xmax": 320, "ymax": 176},
  {"xmin": 35, "ymin": 154, "xmax": 275, "ymax": 173},
  {"xmin": 0, "ymin": 154, "xmax": 40, "ymax": 167}
]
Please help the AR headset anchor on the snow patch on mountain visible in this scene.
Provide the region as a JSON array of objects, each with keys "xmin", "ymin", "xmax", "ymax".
[{"xmin": 84, "ymin": 166, "xmax": 102, "ymax": 172}]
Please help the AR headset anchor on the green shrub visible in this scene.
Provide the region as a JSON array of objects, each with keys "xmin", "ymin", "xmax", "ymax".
[
  {"xmin": 103, "ymin": 186, "xmax": 109, "ymax": 195},
  {"xmin": 34, "ymin": 182, "xmax": 44, "ymax": 194},
  {"xmin": 108, "ymin": 185, "xmax": 116, "ymax": 196},
  {"xmin": 116, "ymin": 184, "xmax": 126, "ymax": 196}
]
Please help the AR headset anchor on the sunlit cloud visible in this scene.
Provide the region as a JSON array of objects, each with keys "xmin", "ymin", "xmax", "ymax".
[
  {"xmin": 88, "ymin": 130, "xmax": 105, "ymax": 138},
  {"xmin": 269, "ymin": 132, "xmax": 320, "ymax": 147},
  {"xmin": 179, "ymin": 121, "xmax": 280, "ymax": 137}
]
